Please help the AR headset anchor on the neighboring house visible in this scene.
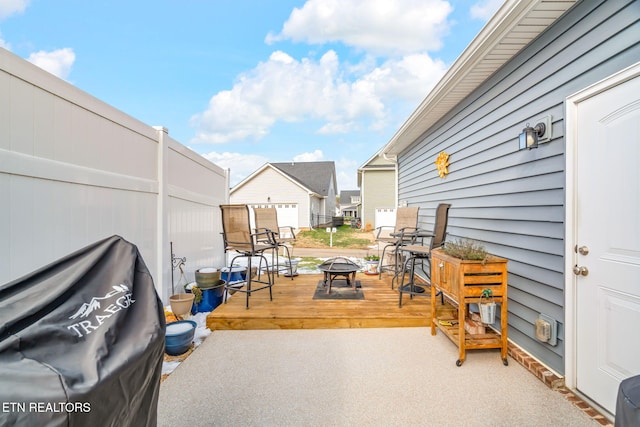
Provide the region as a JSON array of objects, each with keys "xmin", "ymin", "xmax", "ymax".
[
  {"xmin": 380, "ymin": 0, "xmax": 639, "ymax": 417},
  {"xmin": 357, "ymin": 149, "xmax": 396, "ymax": 230},
  {"xmin": 338, "ymin": 190, "xmax": 360, "ymax": 218},
  {"xmin": 230, "ymin": 161, "xmax": 337, "ymax": 229}
]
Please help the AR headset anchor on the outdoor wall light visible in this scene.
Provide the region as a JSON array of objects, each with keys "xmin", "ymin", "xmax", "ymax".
[{"xmin": 519, "ymin": 122, "xmax": 546, "ymax": 150}]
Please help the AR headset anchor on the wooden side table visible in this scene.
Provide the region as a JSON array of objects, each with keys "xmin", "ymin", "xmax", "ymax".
[{"xmin": 430, "ymin": 249, "xmax": 509, "ymax": 366}]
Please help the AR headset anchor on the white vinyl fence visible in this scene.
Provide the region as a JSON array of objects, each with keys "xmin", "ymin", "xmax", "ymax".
[{"xmin": 0, "ymin": 48, "xmax": 228, "ymax": 302}]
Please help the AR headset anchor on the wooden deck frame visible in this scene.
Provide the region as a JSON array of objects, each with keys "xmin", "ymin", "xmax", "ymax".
[{"xmin": 206, "ymin": 273, "xmax": 447, "ymax": 330}]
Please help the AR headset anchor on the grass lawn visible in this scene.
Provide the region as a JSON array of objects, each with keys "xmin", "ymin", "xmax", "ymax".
[{"xmin": 293, "ymin": 225, "xmax": 374, "ymax": 249}]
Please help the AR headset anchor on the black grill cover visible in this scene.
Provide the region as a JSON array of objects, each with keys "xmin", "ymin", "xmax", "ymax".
[
  {"xmin": 616, "ymin": 375, "xmax": 640, "ymax": 427},
  {"xmin": 0, "ymin": 235, "xmax": 165, "ymax": 427}
]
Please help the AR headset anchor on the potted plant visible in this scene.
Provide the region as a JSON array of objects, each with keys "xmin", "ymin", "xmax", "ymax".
[
  {"xmin": 363, "ymin": 255, "xmax": 380, "ymax": 275},
  {"xmin": 441, "ymin": 238, "xmax": 488, "ymax": 262},
  {"xmin": 433, "ymin": 239, "xmax": 503, "ymax": 299},
  {"xmin": 169, "ymin": 266, "xmax": 194, "ymax": 320},
  {"xmin": 186, "ymin": 279, "xmax": 226, "ymax": 314},
  {"xmin": 478, "ymin": 288, "xmax": 496, "ymax": 324},
  {"xmin": 169, "ymin": 293, "xmax": 195, "ymax": 320}
]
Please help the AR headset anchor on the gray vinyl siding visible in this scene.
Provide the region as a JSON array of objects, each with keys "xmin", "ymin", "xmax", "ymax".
[{"xmin": 397, "ymin": 0, "xmax": 640, "ymax": 374}]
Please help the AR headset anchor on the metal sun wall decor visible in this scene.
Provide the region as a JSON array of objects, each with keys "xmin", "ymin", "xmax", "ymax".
[{"xmin": 435, "ymin": 151, "xmax": 450, "ymax": 178}]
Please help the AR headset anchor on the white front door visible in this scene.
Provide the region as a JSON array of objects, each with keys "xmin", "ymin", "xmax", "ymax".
[{"xmin": 569, "ymin": 64, "xmax": 640, "ymax": 415}]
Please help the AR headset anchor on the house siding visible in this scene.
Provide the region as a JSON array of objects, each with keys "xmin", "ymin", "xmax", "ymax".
[
  {"xmin": 397, "ymin": 0, "xmax": 640, "ymax": 374},
  {"xmin": 230, "ymin": 167, "xmax": 311, "ymax": 228},
  {"xmin": 325, "ymin": 175, "xmax": 337, "ymax": 218},
  {"xmin": 361, "ymin": 169, "xmax": 396, "ymax": 229}
]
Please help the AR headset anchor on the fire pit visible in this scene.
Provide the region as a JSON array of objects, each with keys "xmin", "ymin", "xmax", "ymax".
[{"xmin": 317, "ymin": 257, "xmax": 361, "ymax": 294}]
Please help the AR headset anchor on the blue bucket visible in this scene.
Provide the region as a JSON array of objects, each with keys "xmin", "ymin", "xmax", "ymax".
[
  {"xmin": 165, "ymin": 320, "xmax": 196, "ymax": 356},
  {"xmin": 221, "ymin": 266, "xmax": 246, "ymax": 284},
  {"xmin": 188, "ymin": 279, "xmax": 225, "ymax": 314}
]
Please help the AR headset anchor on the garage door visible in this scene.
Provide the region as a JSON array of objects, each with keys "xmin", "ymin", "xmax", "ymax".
[
  {"xmin": 249, "ymin": 204, "xmax": 299, "ymax": 231},
  {"xmin": 375, "ymin": 208, "xmax": 396, "ymax": 231},
  {"xmin": 273, "ymin": 204, "xmax": 298, "ymax": 230}
]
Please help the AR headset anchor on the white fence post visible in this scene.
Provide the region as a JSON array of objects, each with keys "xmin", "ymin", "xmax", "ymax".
[{"xmin": 154, "ymin": 126, "xmax": 170, "ymax": 301}]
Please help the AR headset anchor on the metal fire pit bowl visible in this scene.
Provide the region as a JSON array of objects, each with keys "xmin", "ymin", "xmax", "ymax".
[{"xmin": 317, "ymin": 257, "xmax": 361, "ymax": 294}]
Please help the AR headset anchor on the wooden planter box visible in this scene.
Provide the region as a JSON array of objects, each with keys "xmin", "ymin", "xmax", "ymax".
[{"xmin": 430, "ymin": 248, "xmax": 508, "ymax": 366}]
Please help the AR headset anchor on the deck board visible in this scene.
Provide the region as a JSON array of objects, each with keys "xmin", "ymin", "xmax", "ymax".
[{"xmin": 206, "ymin": 272, "xmax": 442, "ymax": 330}]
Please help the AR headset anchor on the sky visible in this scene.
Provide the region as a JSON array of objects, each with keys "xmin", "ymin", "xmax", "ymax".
[{"xmin": 0, "ymin": 0, "xmax": 503, "ymax": 190}]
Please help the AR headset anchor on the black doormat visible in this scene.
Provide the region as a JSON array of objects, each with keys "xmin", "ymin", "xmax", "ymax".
[{"xmin": 313, "ymin": 280, "xmax": 364, "ymax": 300}]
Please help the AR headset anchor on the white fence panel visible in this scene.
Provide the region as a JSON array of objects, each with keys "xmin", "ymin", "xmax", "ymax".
[
  {"xmin": 163, "ymin": 137, "xmax": 227, "ymax": 299},
  {"xmin": 0, "ymin": 48, "xmax": 228, "ymax": 302}
]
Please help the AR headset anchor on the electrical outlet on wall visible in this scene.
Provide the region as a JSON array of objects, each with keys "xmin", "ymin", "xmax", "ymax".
[
  {"xmin": 535, "ymin": 314, "xmax": 558, "ymax": 346},
  {"xmin": 536, "ymin": 319, "xmax": 551, "ymax": 341}
]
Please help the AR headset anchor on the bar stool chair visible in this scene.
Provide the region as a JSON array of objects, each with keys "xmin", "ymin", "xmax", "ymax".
[
  {"xmin": 399, "ymin": 203, "xmax": 451, "ymax": 307},
  {"xmin": 220, "ymin": 204, "xmax": 278, "ymax": 309},
  {"xmin": 375, "ymin": 207, "xmax": 419, "ymax": 288},
  {"xmin": 254, "ymin": 207, "xmax": 296, "ymax": 279}
]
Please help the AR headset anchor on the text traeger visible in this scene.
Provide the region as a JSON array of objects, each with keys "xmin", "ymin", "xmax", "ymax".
[{"xmin": 67, "ymin": 284, "xmax": 135, "ymax": 338}]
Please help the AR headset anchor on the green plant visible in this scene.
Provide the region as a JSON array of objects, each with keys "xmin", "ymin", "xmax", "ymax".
[
  {"xmin": 442, "ymin": 239, "xmax": 488, "ymax": 261},
  {"xmin": 481, "ymin": 289, "xmax": 493, "ymax": 298},
  {"xmin": 364, "ymin": 255, "xmax": 380, "ymax": 261},
  {"xmin": 191, "ymin": 285, "xmax": 203, "ymax": 304}
]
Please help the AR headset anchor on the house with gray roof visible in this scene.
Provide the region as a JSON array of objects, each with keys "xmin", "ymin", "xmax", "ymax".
[
  {"xmin": 338, "ymin": 190, "xmax": 360, "ymax": 218},
  {"xmin": 230, "ymin": 161, "xmax": 337, "ymax": 229}
]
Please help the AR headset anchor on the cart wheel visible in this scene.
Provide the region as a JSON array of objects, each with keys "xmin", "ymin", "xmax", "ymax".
[
  {"xmin": 456, "ymin": 359, "xmax": 462, "ymax": 367},
  {"xmin": 503, "ymin": 358, "xmax": 509, "ymax": 366}
]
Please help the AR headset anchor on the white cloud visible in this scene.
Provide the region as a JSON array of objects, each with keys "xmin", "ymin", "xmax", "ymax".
[
  {"xmin": 1, "ymin": 2, "xmax": 76, "ymax": 81},
  {"xmin": 0, "ymin": 34, "xmax": 10, "ymax": 50},
  {"xmin": 0, "ymin": 0, "xmax": 29, "ymax": 49},
  {"xmin": 191, "ymin": 49, "xmax": 445, "ymax": 145},
  {"xmin": 470, "ymin": 0, "xmax": 504, "ymax": 20},
  {"xmin": 200, "ymin": 151, "xmax": 268, "ymax": 187},
  {"xmin": 190, "ymin": 50, "xmax": 389, "ymax": 144},
  {"xmin": 266, "ymin": 0, "xmax": 453, "ymax": 56},
  {"xmin": 335, "ymin": 157, "xmax": 360, "ymax": 191},
  {"xmin": 191, "ymin": 0, "xmax": 455, "ymax": 146},
  {"xmin": 293, "ymin": 149, "xmax": 324, "ymax": 162},
  {"xmin": 28, "ymin": 48, "xmax": 75, "ymax": 80},
  {"xmin": 0, "ymin": 0, "xmax": 29, "ymax": 20},
  {"xmin": 360, "ymin": 53, "xmax": 447, "ymax": 102}
]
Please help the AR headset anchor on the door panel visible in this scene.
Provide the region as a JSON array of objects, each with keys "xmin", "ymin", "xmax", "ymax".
[{"xmin": 575, "ymin": 74, "xmax": 640, "ymax": 414}]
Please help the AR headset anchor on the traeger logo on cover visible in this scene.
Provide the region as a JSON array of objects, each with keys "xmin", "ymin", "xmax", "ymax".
[{"xmin": 67, "ymin": 284, "xmax": 135, "ymax": 338}]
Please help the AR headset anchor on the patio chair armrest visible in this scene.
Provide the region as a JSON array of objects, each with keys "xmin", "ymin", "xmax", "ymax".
[
  {"xmin": 253, "ymin": 227, "xmax": 269, "ymax": 242},
  {"xmin": 396, "ymin": 227, "xmax": 421, "ymax": 244},
  {"xmin": 375, "ymin": 225, "xmax": 394, "ymax": 239},
  {"xmin": 279, "ymin": 226, "xmax": 296, "ymax": 239},
  {"xmin": 251, "ymin": 229, "xmax": 277, "ymax": 246}
]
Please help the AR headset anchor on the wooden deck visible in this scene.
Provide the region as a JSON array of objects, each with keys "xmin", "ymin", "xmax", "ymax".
[{"xmin": 206, "ymin": 272, "xmax": 443, "ymax": 330}]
